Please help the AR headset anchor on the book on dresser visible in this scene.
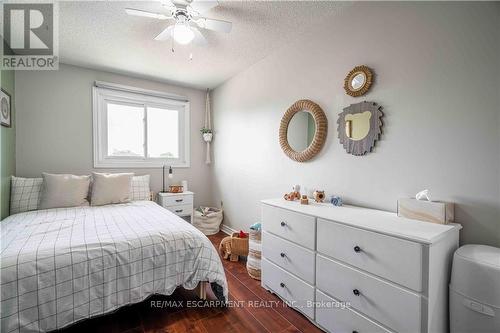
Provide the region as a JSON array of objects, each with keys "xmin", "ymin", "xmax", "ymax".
[{"xmin": 261, "ymin": 198, "xmax": 462, "ymax": 333}]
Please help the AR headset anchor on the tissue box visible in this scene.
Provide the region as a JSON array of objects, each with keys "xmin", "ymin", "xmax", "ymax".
[{"xmin": 397, "ymin": 198, "xmax": 454, "ymax": 224}]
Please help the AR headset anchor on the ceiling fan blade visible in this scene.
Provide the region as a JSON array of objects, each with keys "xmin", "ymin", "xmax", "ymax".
[
  {"xmin": 154, "ymin": 25, "xmax": 174, "ymax": 41},
  {"xmin": 191, "ymin": 27, "xmax": 208, "ymax": 46},
  {"xmin": 195, "ymin": 17, "xmax": 232, "ymax": 33},
  {"xmin": 125, "ymin": 8, "xmax": 172, "ymax": 20},
  {"xmin": 189, "ymin": 0, "xmax": 219, "ymax": 14}
]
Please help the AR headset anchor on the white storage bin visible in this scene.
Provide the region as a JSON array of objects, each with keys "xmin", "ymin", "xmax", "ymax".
[
  {"xmin": 450, "ymin": 244, "xmax": 500, "ymax": 333},
  {"xmin": 193, "ymin": 207, "xmax": 223, "ymax": 235}
]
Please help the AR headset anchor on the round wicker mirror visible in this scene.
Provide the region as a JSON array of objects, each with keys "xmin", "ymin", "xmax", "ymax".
[{"xmin": 279, "ymin": 100, "xmax": 328, "ymax": 162}]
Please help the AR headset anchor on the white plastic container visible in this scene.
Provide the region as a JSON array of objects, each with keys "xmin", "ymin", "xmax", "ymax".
[{"xmin": 450, "ymin": 244, "xmax": 500, "ymax": 333}]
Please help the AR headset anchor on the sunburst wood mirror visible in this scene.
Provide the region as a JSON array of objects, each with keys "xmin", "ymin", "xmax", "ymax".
[
  {"xmin": 344, "ymin": 65, "xmax": 373, "ymax": 97},
  {"xmin": 279, "ymin": 100, "xmax": 328, "ymax": 162}
]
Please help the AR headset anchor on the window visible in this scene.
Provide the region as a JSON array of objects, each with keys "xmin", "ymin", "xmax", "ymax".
[{"xmin": 93, "ymin": 84, "xmax": 190, "ymax": 168}]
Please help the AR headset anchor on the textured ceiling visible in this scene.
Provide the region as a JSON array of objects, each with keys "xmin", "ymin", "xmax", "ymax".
[{"xmin": 59, "ymin": 1, "xmax": 345, "ymax": 89}]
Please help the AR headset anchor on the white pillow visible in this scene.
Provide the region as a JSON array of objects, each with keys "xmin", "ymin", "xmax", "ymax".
[
  {"xmin": 91, "ymin": 172, "xmax": 133, "ymax": 206},
  {"xmin": 131, "ymin": 175, "xmax": 151, "ymax": 201},
  {"xmin": 39, "ymin": 173, "xmax": 91, "ymax": 209},
  {"xmin": 10, "ymin": 176, "xmax": 43, "ymax": 214}
]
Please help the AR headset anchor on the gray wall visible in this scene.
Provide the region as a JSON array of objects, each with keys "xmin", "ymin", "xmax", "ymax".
[
  {"xmin": 15, "ymin": 64, "xmax": 213, "ymax": 207},
  {"xmin": 1, "ymin": 69, "xmax": 16, "ymax": 220},
  {"xmin": 211, "ymin": 2, "xmax": 500, "ymax": 246}
]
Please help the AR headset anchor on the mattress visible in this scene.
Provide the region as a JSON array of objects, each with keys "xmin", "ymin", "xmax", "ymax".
[{"xmin": 0, "ymin": 201, "xmax": 228, "ymax": 332}]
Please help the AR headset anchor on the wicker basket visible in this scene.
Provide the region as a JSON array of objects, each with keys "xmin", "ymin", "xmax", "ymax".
[
  {"xmin": 230, "ymin": 233, "xmax": 249, "ymax": 257},
  {"xmin": 219, "ymin": 233, "xmax": 249, "ymax": 262},
  {"xmin": 246, "ymin": 229, "xmax": 261, "ymax": 280}
]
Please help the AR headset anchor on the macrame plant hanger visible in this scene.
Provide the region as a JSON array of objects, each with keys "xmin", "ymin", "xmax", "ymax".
[{"xmin": 204, "ymin": 89, "xmax": 212, "ymax": 164}]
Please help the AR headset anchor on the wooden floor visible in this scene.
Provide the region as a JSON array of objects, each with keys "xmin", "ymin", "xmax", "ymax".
[{"xmin": 61, "ymin": 232, "xmax": 323, "ymax": 333}]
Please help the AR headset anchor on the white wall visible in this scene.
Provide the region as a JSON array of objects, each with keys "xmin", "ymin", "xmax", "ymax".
[
  {"xmin": 211, "ymin": 2, "xmax": 500, "ymax": 246},
  {"xmin": 15, "ymin": 64, "xmax": 213, "ymax": 207}
]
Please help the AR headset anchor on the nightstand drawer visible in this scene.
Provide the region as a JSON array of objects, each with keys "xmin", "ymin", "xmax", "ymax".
[
  {"xmin": 166, "ymin": 204, "xmax": 192, "ymax": 216},
  {"xmin": 159, "ymin": 194, "xmax": 193, "ymax": 207}
]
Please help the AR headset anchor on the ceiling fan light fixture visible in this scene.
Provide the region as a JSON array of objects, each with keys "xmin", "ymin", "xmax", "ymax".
[{"xmin": 173, "ymin": 23, "xmax": 194, "ymax": 45}]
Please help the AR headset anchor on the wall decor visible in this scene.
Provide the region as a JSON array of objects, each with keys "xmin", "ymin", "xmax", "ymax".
[
  {"xmin": 337, "ymin": 101, "xmax": 383, "ymax": 156},
  {"xmin": 279, "ymin": 99, "xmax": 327, "ymax": 162},
  {"xmin": 203, "ymin": 89, "xmax": 213, "ymax": 164},
  {"xmin": 344, "ymin": 65, "xmax": 373, "ymax": 97},
  {"xmin": 1, "ymin": 88, "xmax": 11, "ymax": 127}
]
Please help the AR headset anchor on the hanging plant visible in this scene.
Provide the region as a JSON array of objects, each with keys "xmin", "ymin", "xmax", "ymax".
[{"xmin": 200, "ymin": 127, "xmax": 213, "ymax": 142}]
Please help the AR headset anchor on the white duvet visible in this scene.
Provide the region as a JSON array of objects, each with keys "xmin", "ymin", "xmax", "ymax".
[{"xmin": 0, "ymin": 201, "xmax": 228, "ymax": 333}]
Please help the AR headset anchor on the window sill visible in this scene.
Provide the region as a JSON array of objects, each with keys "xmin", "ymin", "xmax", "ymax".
[{"xmin": 93, "ymin": 160, "xmax": 190, "ymax": 168}]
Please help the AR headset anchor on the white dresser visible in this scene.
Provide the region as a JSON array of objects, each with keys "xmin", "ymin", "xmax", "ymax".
[
  {"xmin": 261, "ymin": 198, "xmax": 461, "ymax": 333},
  {"xmin": 158, "ymin": 191, "xmax": 194, "ymax": 223}
]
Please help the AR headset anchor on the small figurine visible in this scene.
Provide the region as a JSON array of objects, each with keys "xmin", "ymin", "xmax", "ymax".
[
  {"xmin": 313, "ymin": 190, "xmax": 325, "ymax": 203},
  {"xmin": 330, "ymin": 195, "xmax": 343, "ymax": 207},
  {"xmin": 300, "ymin": 195, "xmax": 309, "ymax": 205},
  {"xmin": 284, "ymin": 184, "xmax": 301, "ymax": 201}
]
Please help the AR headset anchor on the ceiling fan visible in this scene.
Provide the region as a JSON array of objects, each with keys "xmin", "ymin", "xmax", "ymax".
[{"xmin": 125, "ymin": 0, "xmax": 232, "ymax": 46}]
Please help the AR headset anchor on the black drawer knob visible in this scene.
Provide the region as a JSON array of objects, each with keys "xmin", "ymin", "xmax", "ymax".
[
  {"xmin": 280, "ymin": 221, "xmax": 286, "ymax": 227},
  {"xmin": 175, "ymin": 199, "xmax": 183, "ymax": 202},
  {"xmin": 280, "ymin": 282, "xmax": 285, "ymax": 288},
  {"xmin": 175, "ymin": 209, "xmax": 183, "ymax": 213},
  {"xmin": 280, "ymin": 252, "xmax": 286, "ymax": 258},
  {"xmin": 353, "ymin": 289, "xmax": 360, "ymax": 296},
  {"xmin": 353, "ymin": 331, "xmax": 359, "ymax": 333},
  {"xmin": 354, "ymin": 246, "xmax": 361, "ymax": 253}
]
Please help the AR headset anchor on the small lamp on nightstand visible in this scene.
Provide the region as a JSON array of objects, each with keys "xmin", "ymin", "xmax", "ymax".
[{"xmin": 162, "ymin": 165, "xmax": 173, "ymax": 193}]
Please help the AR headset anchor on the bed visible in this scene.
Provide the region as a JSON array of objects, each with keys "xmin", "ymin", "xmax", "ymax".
[{"xmin": 0, "ymin": 200, "xmax": 228, "ymax": 333}]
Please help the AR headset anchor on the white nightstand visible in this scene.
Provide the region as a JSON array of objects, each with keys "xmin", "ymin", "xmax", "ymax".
[{"xmin": 157, "ymin": 191, "xmax": 194, "ymax": 223}]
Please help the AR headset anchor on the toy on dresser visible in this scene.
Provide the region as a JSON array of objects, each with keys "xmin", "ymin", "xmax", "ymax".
[
  {"xmin": 330, "ymin": 195, "xmax": 343, "ymax": 206},
  {"xmin": 313, "ymin": 190, "xmax": 325, "ymax": 202},
  {"xmin": 300, "ymin": 195, "xmax": 309, "ymax": 205},
  {"xmin": 284, "ymin": 184, "xmax": 301, "ymax": 201}
]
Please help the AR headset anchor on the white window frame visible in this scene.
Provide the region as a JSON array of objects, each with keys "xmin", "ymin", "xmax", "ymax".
[{"xmin": 92, "ymin": 84, "xmax": 190, "ymax": 168}]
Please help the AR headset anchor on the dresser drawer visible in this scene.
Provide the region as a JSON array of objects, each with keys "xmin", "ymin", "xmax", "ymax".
[
  {"xmin": 317, "ymin": 219, "xmax": 423, "ymax": 291},
  {"xmin": 165, "ymin": 204, "xmax": 193, "ymax": 216},
  {"xmin": 159, "ymin": 194, "xmax": 193, "ymax": 207},
  {"xmin": 262, "ymin": 259, "xmax": 314, "ymax": 319},
  {"xmin": 262, "ymin": 205, "xmax": 315, "ymax": 250},
  {"xmin": 317, "ymin": 255, "xmax": 421, "ymax": 333},
  {"xmin": 262, "ymin": 231, "xmax": 315, "ymax": 284},
  {"xmin": 315, "ymin": 290, "xmax": 392, "ymax": 333}
]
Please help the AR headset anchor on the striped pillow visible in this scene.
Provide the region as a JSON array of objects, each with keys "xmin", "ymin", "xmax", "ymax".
[
  {"xmin": 10, "ymin": 176, "xmax": 43, "ymax": 214},
  {"xmin": 131, "ymin": 175, "xmax": 150, "ymax": 201}
]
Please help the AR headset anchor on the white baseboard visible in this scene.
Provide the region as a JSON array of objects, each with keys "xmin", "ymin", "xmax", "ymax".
[{"xmin": 220, "ymin": 224, "xmax": 237, "ymax": 235}]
